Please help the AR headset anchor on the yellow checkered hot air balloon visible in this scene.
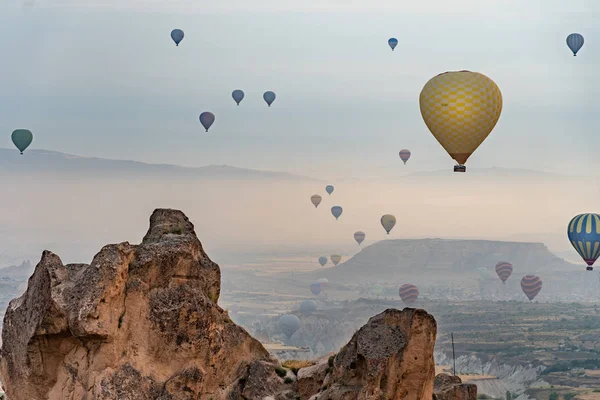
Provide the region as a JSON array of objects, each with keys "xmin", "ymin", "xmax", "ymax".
[{"xmin": 419, "ymin": 71, "xmax": 502, "ymax": 172}]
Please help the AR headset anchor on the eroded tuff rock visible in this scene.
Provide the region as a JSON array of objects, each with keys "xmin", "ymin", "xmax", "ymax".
[
  {"xmin": 0, "ymin": 209, "xmax": 476, "ymax": 400},
  {"xmin": 318, "ymin": 308, "xmax": 438, "ymax": 400},
  {"xmin": 433, "ymin": 374, "xmax": 477, "ymax": 400},
  {"xmin": 0, "ymin": 209, "xmax": 272, "ymax": 400}
]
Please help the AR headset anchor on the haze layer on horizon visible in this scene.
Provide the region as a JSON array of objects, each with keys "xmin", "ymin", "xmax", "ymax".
[
  {"xmin": 0, "ymin": 0, "xmax": 599, "ymax": 180},
  {"xmin": 0, "ymin": 171, "xmax": 595, "ymax": 267}
]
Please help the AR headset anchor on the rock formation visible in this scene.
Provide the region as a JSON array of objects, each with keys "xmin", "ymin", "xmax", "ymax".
[
  {"xmin": 0, "ymin": 209, "xmax": 477, "ymax": 400},
  {"xmin": 433, "ymin": 374, "xmax": 477, "ymax": 400}
]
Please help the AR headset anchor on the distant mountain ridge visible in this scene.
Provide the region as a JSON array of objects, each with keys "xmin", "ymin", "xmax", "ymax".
[
  {"xmin": 315, "ymin": 238, "xmax": 579, "ymax": 285},
  {"xmin": 0, "ymin": 148, "xmax": 318, "ymax": 181}
]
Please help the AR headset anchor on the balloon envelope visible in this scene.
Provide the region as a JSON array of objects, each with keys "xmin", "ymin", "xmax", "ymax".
[
  {"xmin": 566, "ymin": 33, "xmax": 584, "ymax": 55},
  {"xmin": 331, "ymin": 206, "xmax": 343, "ymax": 220},
  {"xmin": 278, "ymin": 314, "xmax": 300, "ymax": 338},
  {"xmin": 399, "ymin": 284, "xmax": 419, "ymax": 305},
  {"xmin": 310, "ymin": 282, "xmax": 322, "ymax": 295},
  {"xmin": 232, "ymin": 90, "xmax": 245, "ymax": 105},
  {"xmin": 11, "ymin": 129, "xmax": 33, "ymax": 154},
  {"xmin": 263, "ymin": 91, "xmax": 276, "ymax": 106},
  {"xmin": 521, "ymin": 275, "xmax": 542, "ymax": 301},
  {"xmin": 399, "ymin": 149, "xmax": 411, "ymax": 164},
  {"xmin": 199, "ymin": 112, "xmax": 215, "ymax": 132},
  {"xmin": 419, "ymin": 71, "xmax": 502, "ymax": 167},
  {"xmin": 495, "ymin": 262, "xmax": 513, "ymax": 283},
  {"xmin": 171, "ymin": 29, "xmax": 184, "ymax": 46},
  {"xmin": 388, "ymin": 38, "xmax": 398, "ymax": 50},
  {"xmin": 299, "ymin": 300, "xmax": 317, "ymax": 315},
  {"xmin": 325, "ymin": 185, "xmax": 334, "ymax": 195},
  {"xmin": 311, "ymin": 194, "xmax": 322, "ymax": 208},
  {"xmin": 354, "ymin": 231, "xmax": 366, "ymax": 245},
  {"xmin": 317, "ymin": 277, "xmax": 329, "ymax": 289},
  {"xmin": 330, "ymin": 254, "xmax": 342, "ymax": 266},
  {"xmin": 318, "ymin": 256, "xmax": 328, "ymax": 267},
  {"xmin": 381, "ymin": 214, "xmax": 396, "ymax": 234},
  {"xmin": 568, "ymin": 213, "xmax": 600, "ymax": 270}
]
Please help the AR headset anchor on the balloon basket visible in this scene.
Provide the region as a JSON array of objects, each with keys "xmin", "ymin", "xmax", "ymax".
[
  {"xmin": 454, "ymin": 165, "xmax": 466, "ymax": 173},
  {"xmin": 586, "ymin": 266, "xmax": 593, "ymax": 271}
]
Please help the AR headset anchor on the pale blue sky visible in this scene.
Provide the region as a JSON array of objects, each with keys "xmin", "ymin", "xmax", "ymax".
[{"xmin": 0, "ymin": 0, "xmax": 598, "ymax": 179}]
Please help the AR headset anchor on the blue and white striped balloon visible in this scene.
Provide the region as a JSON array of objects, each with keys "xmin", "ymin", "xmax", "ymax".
[
  {"xmin": 568, "ymin": 213, "xmax": 600, "ymax": 270},
  {"xmin": 566, "ymin": 33, "xmax": 584, "ymax": 56},
  {"xmin": 388, "ymin": 38, "xmax": 398, "ymax": 51}
]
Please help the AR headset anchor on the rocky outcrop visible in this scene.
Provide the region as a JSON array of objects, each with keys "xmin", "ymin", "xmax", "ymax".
[
  {"xmin": 433, "ymin": 374, "xmax": 477, "ymax": 400},
  {"xmin": 0, "ymin": 209, "xmax": 272, "ymax": 399},
  {"xmin": 0, "ymin": 209, "xmax": 460, "ymax": 400},
  {"xmin": 319, "ymin": 308, "xmax": 437, "ymax": 400}
]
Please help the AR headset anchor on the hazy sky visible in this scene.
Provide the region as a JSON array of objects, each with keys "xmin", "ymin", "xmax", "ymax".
[{"xmin": 1, "ymin": 0, "xmax": 599, "ymax": 180}]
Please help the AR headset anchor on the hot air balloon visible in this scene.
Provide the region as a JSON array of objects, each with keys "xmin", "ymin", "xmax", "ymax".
[
  {"xmin": 388, "ymin": 38, "xmax": 398, "ymax": 51},
  {"xmin": 354, "ymin": 231, "xmax": 366, "ymax": 245},
  {"xmin": 11, "ymin": 129, "xmax": 33, "ymax": 155},
  {"xmin": 232, "ymin": 90, "xmax": 245, "ymax": 105},
  {"xmin": 495, "ymin": 262, "xmax": 513, "ymax": 284},
  {"xmin": 566, "ymin": 33, "xmax": 584, "ymax": 56},
  {"xmin": 399, "ymin": 149, "xmax": 411, "ymax": 165},
  {"xmin": 310, "ymin": 282, "xmax": 322, "ymax": 295},
  {"xmin": 263, "ymin": 91, "xmax": 276, "ymax": 107},
  {"xmin": 325, "ymin": 185, "xmax": 334, "ymax": 195},
  {"xmin": 330, "ymin": 255, "xmax": 342, "ymax": 266},
  {"xmin": 318, "ymin": 256, "xmax": 328, "ymax": 267},
  {"xmin": 331, "ymin": 206, "xmax": 343, "ymax": 220},
  {"xmin": 171, "ymin": 29, "xmax": 184, "ymax": 46},
  {"xmin": 521, "ymin": 275, "xmax": 542, "ymax": 301},
  {"xmin": 419, "ymin": 71, "xmax": 502, "ymax": 172},
  {"xmin": 399, "ymin": 284, "xmax": 419, "ymax": 305},
  {"xmin": 278, "ymin": 314, "xmax": 300, "ymax": 338},
  {"xmin": 199, "ymin": 112, "xmax": 215, "ymax": 132},
  {"xmin": 567, "ymin": 213, "xmax": 600, "ymax": 271},
  {"xmin": 317, "ymin": 277, "xmax": 329, "ymax": 290},
  {"xmin": 311, "ymin": 194, "xmax": 322, "ymax": 208},
  {"xmin": 300, "ymin": 300, "xmax": 317, "ymax": 315},
  {"xmin": 381, "ymin": 214, "xmax": 396, "ymax": 235}
]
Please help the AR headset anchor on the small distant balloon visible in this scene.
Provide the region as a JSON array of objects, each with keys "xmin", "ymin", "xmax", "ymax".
[
  {"xmin": 232, "ymin": 90, "xmax": 245, "ymax": 106},
  {"xmin": 381, "ymin": 214, "xmax": 396, "ymax": 235},
  {"xmin": 278, "ymin": 314, "xmax": 300, "ymax": 338},
  {"xmin": 11, "ymin": 129, "xmax": 33, "ymax": 155},
  {"xmin": 317, "ymin": 277, "xmax": 329, "ymax": 289},
  {"xmin": 263, "ymin": 91, "xmax": 276, "ymax": 107},
  {"xmin": 331, "ymin": 206, "xmax": 343, "ymax": 220},
  {"xmin": 521, "ymin": 275, "xmax": 542, "ymax": 301},
  {"xmin": 310, "ymin": 282, "xmax": 322, "ymax": 295},
  {"xmin": 495, "ymin": 262, "xmax": 513, "ymax": 284},
  {"xmin": 311, "ymin": 194, "xmax": 322, "ymax": 208},
  {"xmin": 326, "ymin": 185, "xmax": 335, "ymax": 195},
  {"xmin": 388, "ymin": 38, "xmax": 398, "ymax": 51},
  {"xmin": 330, "ymin": 254, "xmax": 342, "ymax": 266},
  {"xmin": 354, "ymin": 231, "xmax": 366, "ymax": 245},
  {"xmin": 318, "ymin": 256, "xmax": 328, "ymax": 267},
  {"xmin": 566, "ymin": 33, "xmax": 584, "ymax": 56},
  {"xmin": 171, "ymin": 29, "xmax": 184, "ymax": 46},
  {"xmin": 300, "ymin": 300, "xmax": 317, "ymax": 315},
  {"xmin": 199, "ymin": 112, "xmax": 215, "ymax": 132},
  {"xmin": 399, "ymin": 284, "xmax": 419, "ymax": 305},
  {"xmin": 399, "ymin": 149, "xmax": 411, "ymax": 165}
]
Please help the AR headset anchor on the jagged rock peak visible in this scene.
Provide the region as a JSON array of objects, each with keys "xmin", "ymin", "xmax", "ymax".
[{"xmin": 142, "ymin": 208, "xmax": 197, "ymax": 244}]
